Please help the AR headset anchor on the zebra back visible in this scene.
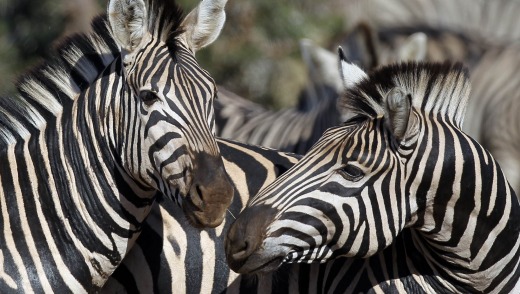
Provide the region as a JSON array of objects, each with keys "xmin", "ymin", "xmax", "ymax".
[{"xmin": 215, "ymin": 86, "xmax": 342, "ymax": 154}]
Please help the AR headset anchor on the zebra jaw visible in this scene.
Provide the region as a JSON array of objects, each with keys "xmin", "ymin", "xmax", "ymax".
[{"xmin": 225, "ymin": 205, "xmax": 291, "ymax": 273}]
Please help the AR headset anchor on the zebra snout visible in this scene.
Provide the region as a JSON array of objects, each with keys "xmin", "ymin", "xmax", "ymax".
[
  {"xmin": 183, "ymin": 153, "xmax": 234, "ymax": 228},
  {"xmin": 225, "ymin": 205, "xmax": 277, "ymax": 273}
]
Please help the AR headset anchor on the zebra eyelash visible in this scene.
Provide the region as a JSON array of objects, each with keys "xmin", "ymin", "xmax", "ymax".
[
  {"xmin": 337, "ymin": 164, "xmax": 364, "ymax": 182},
  {"xmin": 139, "ymin": 90, "xmax": 160, "ymax": 106}
]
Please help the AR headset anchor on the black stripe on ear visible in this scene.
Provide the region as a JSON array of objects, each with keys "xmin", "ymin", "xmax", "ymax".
[{"xmin": 338, "ymin": 46, "xmax": 351, "ymax": 63}]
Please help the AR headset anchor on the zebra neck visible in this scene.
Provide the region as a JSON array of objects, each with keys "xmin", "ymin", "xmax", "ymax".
[
  {"xmin": 72, "ymin": 57, "xmax": 157, "ymax": 219},
  {"xmin": 411, "ymin": 143, "xmax": 520, "ymax": 291},
  {"xmin": 2, "ymin": 59, "xmax": 154, "ymax": 291}
]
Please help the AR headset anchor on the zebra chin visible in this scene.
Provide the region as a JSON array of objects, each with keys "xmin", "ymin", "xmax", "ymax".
[
  {"xmin": 182, "ymin": 197, "xmax": 229, "ymax": 228},
  {"xmin": 225, "ymin": 205, "xmax": 290, "ymax": 273},
  {"xmin": 226, "ymin": 245, "xmax": 289, "ymax": 274}
]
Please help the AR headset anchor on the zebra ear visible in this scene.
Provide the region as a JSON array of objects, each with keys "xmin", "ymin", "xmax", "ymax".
[
  {"xmin": 397, "ymin": 32, "xmax": 428, "ymax": 62},
  {"xmin": 338, "ymin": 47, "xmax": 368, "ymax": 90},
  {"xmin": 108, "ymin": 0, "xmax": 147, "ymax": 52},
  {"xmin": 181, "ymin": 0, "xmax": 227, "ymax": 52},
  {"xmin": 385, "ymin": 87, "xmax": 417, "ymax": 142},
  {"xmin": 300, "ymin": 39, "xmax": 343, "ymax": 92}
]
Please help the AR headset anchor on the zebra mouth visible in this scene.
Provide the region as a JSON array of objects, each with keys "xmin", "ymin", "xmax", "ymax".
[
  {"xmin": 244, "ymin": 256, "xmax": 285, "ymax": 274},
  {"xmin": 182, "ymin": 194, "xmax": 206, "ymax": 228},
  {"xmin": 182, "ymin": 192, "xmax": 227, "ymax": 228}
]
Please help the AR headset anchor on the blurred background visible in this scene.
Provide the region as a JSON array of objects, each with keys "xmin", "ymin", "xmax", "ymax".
[
  {"xmin": 2, "ymin": 0, "xmax": 520, "ymax": 108},
  {"xmin": 0, "ymin": 0, "xmax": 347, "ymax": 108}
]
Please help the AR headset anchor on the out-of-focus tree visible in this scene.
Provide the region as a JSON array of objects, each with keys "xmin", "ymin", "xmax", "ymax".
[
  {"xmin": 0, "ymin": 0, "xmax": 101, "ymax": 94},
  {"xmin": 196, "ymin": 0, "xmax": 345, "ymax": 107},
  {"xmin": 0, "ymin": 0, "xmax": 345, "ymax": 108},
  {"xmin": 62, "ymin": 0, "xmax": 102, "ymax": 36},
  {"xmin": 0, "ymin": 0, "xmax": 64, "ymax": 93}
]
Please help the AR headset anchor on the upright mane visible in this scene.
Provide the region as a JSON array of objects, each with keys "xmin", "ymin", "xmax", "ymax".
[
  {"xmin": 340, "ymin": 61, "xmax": 470, "ymax": 127},
  {"xmin": 0, "ymin": 0, "xmax": 184, "ymax": 145}
]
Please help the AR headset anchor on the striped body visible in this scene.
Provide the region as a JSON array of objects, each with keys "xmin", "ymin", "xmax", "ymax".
[
  {"xmin": 0, "ymin": 0, "xmax": 233, "ymax": 291},
  {"xmin": 226, "ymin": 60, "xmax": 520, "ymax": 293},
  {"xmin": 215, "ymin": 87, "xmax": 341, "ymax": 154}
]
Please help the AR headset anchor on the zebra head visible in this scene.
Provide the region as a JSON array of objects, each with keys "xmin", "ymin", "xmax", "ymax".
[
  {"xmin": 226, "ymin": 50, "xmax": 476, "ymax": 274},
  {"xmin": 107, "ymin": 0, "xmax": 233, "ymax": 228}
]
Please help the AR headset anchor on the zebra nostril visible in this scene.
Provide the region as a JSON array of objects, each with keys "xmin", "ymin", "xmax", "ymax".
[
  {"xmin": 187, "ymin": 184, "xmax": 204, "ymax": 211},
  {"xmin": 196, "ymin": 184, "xmax": 204, "ymax": 203}
]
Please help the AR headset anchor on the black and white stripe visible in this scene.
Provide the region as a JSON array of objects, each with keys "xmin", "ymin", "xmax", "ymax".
[
  {"xmin": 0, "ymin": 0, "xmax": 233, "ymax": 292},
  {"xmin": 101, "ymin": 138, "xmax": 301, "ymax": 293},
  {"xmin": 215, "ymin": 85, "xmax": 342, "ymax": 154},
  {"xmin": 226, "ymin": 59, "xmax": 520, "ymax": 293}
]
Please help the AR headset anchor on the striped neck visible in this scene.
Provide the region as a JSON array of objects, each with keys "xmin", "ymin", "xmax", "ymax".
[
  {"xmin": 0, "ymin": 16, "xmax": 159, "ymax": 292},
  {"xmin": 407, "ymin": 124, "xmax": 520, "ymax": 292}
]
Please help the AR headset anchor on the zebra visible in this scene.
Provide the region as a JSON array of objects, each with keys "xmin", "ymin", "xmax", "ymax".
[
  {"xmin": 214, "ymin": 32, "xmax": 426, "ymax": 154},
  {"xmin": 101, "ymin": 137, "xmax": 302, "ymax": 293},
  {"xmin": 105, "ymin": 137, "xmax": 417, "ymax": 294},
  {"xmin": 225, "ymin": 52, "xmax": 520, "ymax": 293},
  {"xmin": 0, "ymin": 0, "xmax": 234, "ymax": 291},
  {"xmin": 335, "ymin": 0, "xmax": 520, "ymax": 196},
  {"xmin": 215, "ymin": 87, "xmax": 341, "ymax": 154}
]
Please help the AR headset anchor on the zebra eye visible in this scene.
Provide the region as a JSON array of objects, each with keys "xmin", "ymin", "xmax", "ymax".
[
  {"xmin": 338, "ymin": 164, "xmax": 364, "ymax": 182},
  {"xmin": 139, "ymin": 90, "xmax": 159, "ymax": 106}
]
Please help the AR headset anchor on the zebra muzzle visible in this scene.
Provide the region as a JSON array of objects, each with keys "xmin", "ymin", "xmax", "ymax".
[
  {"xmin": 225, "ymin": 205, "xmax": 279, "ymax": 273},
  {"xmin": 182, "ymin": 153, "xmax": 234, "ymax": 228}
]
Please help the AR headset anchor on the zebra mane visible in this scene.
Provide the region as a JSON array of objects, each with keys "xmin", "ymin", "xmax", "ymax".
[
  {"xmin": 340, "ymin": 61, "xmax": 470, "ymax": 128},
  {"xmin": 0, "ymin": 0, "xmax": 184, "ymax": 144}
]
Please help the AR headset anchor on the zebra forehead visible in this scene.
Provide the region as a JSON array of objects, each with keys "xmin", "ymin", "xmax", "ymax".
[
  {"xmin": 340, "ymin": 61, "xmax": 470, "ymax": 127},
  {"xmin": 145, "ymin": 0, "xmax": 185, "ymax": 51}
]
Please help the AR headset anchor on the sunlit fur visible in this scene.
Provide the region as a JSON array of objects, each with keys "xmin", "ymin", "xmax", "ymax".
[
  {"xmin": 0, "ymin": 0, "xmax": 230, "ymax": 292},
  {"xmin": 227, "ymin": 61, "xmax": 520, "ymax": 293}
]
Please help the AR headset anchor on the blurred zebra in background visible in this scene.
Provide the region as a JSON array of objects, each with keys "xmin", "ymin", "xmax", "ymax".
[
  {"xmin": 215, "ymin": 87, "xmax": 341, "ymax": 154},
  {"xmin": 226, "ymin": 56, "xmax": 520, "ymax": 293},
  {"xmin": 0, "ymin": 0, "xmax": 234, "ymax": 291},
  {"xmin": 463, "ymin": 45, "xmax": 520, "ymax": 195},
  {"xmin": 214, "ymin": 31, "xmax": 426, "ymax": 154}
]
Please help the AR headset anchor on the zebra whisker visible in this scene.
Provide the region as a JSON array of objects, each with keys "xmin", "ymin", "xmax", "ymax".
[{"xmin": 227, "ymin": 209, "xmax": 236, "ymax": 220}]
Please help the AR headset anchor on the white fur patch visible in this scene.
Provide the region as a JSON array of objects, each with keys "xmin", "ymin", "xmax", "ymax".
[
  {"xmin": 108, "ymin": 0, "xmax": 147, "ymax": 51},
  {"xmin": 339, "ymin": 59, "xmax": 368, "ymax": 90},
  {"xmin": 182, "ymin": 0, "xmax": 228, "ymax": 51}
]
